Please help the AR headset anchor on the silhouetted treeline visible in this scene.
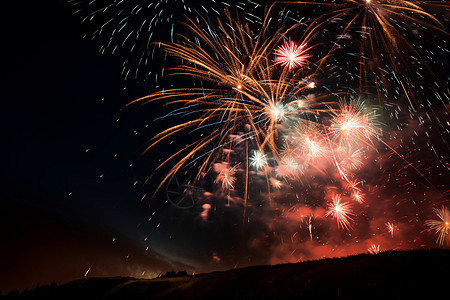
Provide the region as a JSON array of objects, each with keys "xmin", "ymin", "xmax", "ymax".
[
  {"xmin": 2, "ymin": 282, "xmax": 57, "ymax": 298},
  {"xmin": 158, "ymin": 270, "xmax": 188, "ymax": 278}
]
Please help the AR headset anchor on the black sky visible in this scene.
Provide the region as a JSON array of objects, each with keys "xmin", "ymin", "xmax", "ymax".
[{"xmin": 0, "ymin": 0, "xmax": 184, "ymax": 292}]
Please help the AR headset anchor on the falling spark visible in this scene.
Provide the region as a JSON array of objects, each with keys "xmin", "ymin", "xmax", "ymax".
[{"xmin": 84, "ymin": 266, "xmax": 92, "ymax": 277}]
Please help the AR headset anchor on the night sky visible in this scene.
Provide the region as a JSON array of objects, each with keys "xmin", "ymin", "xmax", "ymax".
[
  {"xmin": 1, "ymin": 0, "xmax": 449, "ymax": 293},
  {"xmin": 1, "ymin": 0, "xmax": 178, "ymax": 292}
]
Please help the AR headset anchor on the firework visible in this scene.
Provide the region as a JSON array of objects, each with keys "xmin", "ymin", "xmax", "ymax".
[
  {"xmin": 127, "ymin": 8, "xmax": 332, "ymax": 194},
  {"xmin": 117, "ymin": 1, "xmax": 447, "ymax": 264},
  {"xmin": 386, "ymin": 222, "xmax": 395, "ymax": 237},
  {"xmin": 290, "ymin": 121, "xmax": 329, "ymax": 162},
  {"xmin": 281, "ymin": 0, "xmax": 449, "ymax": 101},
  {"xmin": 351, "ymin": 190, "xmax": 364, "ymax": 204},
  {"xmin": 326, "ymin": 194, "xmax": 354, "ymax": 230},
  {"xmin": 215, "ymin": 164, "xmax": 239, "ymax": 190},
  {"xmin": 329, "ymin": 99, "xmax": 380, "ymax": 147},
  {"xmin": 338, "ymin": 147, "xmax": 364, "ymax": 171},
  {"xmin": 274, "ymin": 38, "xmax": 312, "ymax": 71},
  {"xmin": 425, "ymin": 206, "xmax": 450, "ymax": 247},
  {"xmin": 250, "ymin": 151, "xmax": 268, "ymax": 170},
  {"xmin": 368, "ymin": 244, "xmax": 381, "ymax": 255}
]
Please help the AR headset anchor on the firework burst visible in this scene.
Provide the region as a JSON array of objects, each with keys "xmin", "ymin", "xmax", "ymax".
[
  {"xmin": 329, "ymin": 99, "xmax": 380, "ymax": 148},
  {"xmin": 111, "ymin": 1, "xmax": 448, "ymax": 264},
  {"xmin": 426, "ymin": 206, "xmax": 450, "ymax": 247},
  {"xmin": 326, "ymin": 194, "xmax": 354, "ymax": 230},
  {"xmin": 386, "ymin": 222, "xmax": 395, "ymax": 238},
  {"xmin": 215, "ymin": 164, "xmax": 240, "ymax": 190},
  {"xmin": 368, "ymin": 244, "xmax": 381, "ymax": 254},
  {"xmin": 274, "ymin": 38, "xmax": 312, "ymax": 71},
  {"xmin": 126, "ymin": 8, "xmax": 335, "ymax": 195},
  {"xmin": 250, "ymin": 151, "xmax": 268, "ymax": 170}
]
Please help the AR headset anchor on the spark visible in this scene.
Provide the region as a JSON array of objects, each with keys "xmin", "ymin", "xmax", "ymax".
[
  {"xmin": 339, "ymin": 147, "xmax": 364, "ymax": 171},
  {"xmin": 269, "ymin": 102, "xmax": 286, "ymax": 122},
  {"xmin": 69, "ymin": 0, "xmax": 261, "ymax": 80}
]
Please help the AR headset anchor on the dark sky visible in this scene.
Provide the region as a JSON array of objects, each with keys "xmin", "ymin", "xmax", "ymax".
[
  {"xmin": 0, "ymin": 0, "xmax": 184, "ymax": 292},
  {"xmin": 1, "ymin": 0, "xmax": 449, "ymax": 294}
]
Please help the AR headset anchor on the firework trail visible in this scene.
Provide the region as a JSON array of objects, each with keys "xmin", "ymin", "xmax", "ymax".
[{"xmin": 69, "ymin": 0, "xmax": 264, "ymax": 81}]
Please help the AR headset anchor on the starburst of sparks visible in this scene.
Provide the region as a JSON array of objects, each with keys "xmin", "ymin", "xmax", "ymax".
[
  {"xmin": 386, "ymin": 222, "xmax": 395, "ymax": 238},
  {"xmin": 426, "ymin": 206, "xmax": 450, "ymax": 247},
  {"xmin": 274, "ymin": 38, "xmax": 312, "ymax": 71},
  {"xmin": 329, "ymin": 100, "xmax": 380, "ymax": 147},
  {"xmin": 326, "ymin": 194, "xmax": 354, "ymax": 230},
  {"xmin": 215, "ymin": 164, "xmax": 240, "ymax": 190},
  {"xmin": 368, "ymin": 244, "xmax": 381, "ymax": 255},
  {"xmin": 250, "ymin": 151, "xmax": 268, "ymax": 170}
]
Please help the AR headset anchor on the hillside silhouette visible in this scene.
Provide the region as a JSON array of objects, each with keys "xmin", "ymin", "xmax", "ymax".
[{"xmin": 2, "ymin": 249, "xmax": 448, "ymax": 299}]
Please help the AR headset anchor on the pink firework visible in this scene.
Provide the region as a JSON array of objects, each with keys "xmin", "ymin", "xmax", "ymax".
[
  {"xmin": 351, "ymin": 190, "xmax": 364, "ymax": 203},
  {"xmin": 274, "ymin": 39, "xmax": 311, "ymax": 71},
  {"xmin": 326, "ymin": 193, "xmax": 354, "ymax": 230},
  {"xmin": 339, "ymin": 147, "xmax": 364, "ymax": 171},
  {"xmin": 291, "ymin": 122, "xmax": 329, "ymax": 162},
  {"xmin": 215, "ymin": 164, "xmax": 239, "ymax": 190}
]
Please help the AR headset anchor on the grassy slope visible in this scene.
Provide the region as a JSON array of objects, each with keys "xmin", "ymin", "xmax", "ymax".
[{"xmin": 4, "ymin": 249, "xmax": 449, "ymax": 299}]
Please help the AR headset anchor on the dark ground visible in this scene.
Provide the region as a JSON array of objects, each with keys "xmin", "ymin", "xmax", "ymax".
[{"xmin": 2, "ymin": 249, "xmax": 449, "ymax": 299}]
